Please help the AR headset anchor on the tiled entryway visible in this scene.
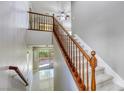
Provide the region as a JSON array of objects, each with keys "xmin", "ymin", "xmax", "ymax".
[{"xmin": 31, "ymin": 68, "xmax": 54, "ymax": 91}]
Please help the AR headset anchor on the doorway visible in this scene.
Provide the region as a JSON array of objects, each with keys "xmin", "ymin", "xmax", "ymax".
[{"xmin": 31, "ymin": 45, "xmax": 54, "ymax": 91}]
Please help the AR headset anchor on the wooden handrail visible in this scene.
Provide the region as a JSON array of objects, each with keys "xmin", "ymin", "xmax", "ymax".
[
  {"xmin": 9, "ymin": 66, "xmax": 28, "ymax": 86},
  {"xmin": 28, "ymin": 11, "xmax": 53, "ymax": 17}
]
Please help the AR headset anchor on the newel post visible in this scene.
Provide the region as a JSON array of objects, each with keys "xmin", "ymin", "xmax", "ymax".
[{"xmin": 90, "ymin": 51, "xmax": 97, "ymax": 91}]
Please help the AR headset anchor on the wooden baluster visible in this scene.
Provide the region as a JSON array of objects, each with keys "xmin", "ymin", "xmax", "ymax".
[
  {"xmin": 44, "ymin": 16, "xmax": 45, "ymax": 31},
  {"xmin": 72, "ymin": 42, "xmax": 74, "ymax": 68},
  {"xmin": 43, "ymin": 16, "xmax": 45, "ymax": 31},
  {"xmin": 60, "ymin": 30, "xmax": 62, "ymax": 43},
  {"xmin": 40, "ymin": 15, "xmax": 42, "ymax": 30},
  {"xmin": 70, "ymin": 39, "xmax": 72, "ymax": 64},
  {"xmin": 77, "ymin": 48, "xmax": 79, "ymax": 73},
  {"xmin": 65, "ymin": 34, "xmax": 67, "ymax": 52},
  {"xmin": 46, "ymin": 16, "xmax": 48, "ymax": 31},
  {"xmin": 72, "ymin": 41, "xmax": 73, "ymax": 66},
  {"xmin": 76, "ymin": 46, "xmax": 77, "ymax": 71},
  {"xmin": 67, "ymin": 35, "xmax": 68, "ymax": 55},
  {"xmin": 40, "ymin": 16, "xmax": 43, "ymax": 31},
  {"xmin": 61, "ymin": 31, "xmax": 65, "ymax": 45},
  {"xmin": 63, "ymin": 32, "xmax": 64, "ymax": 45},
  {"xmin": 51, "ymin": 17, "xmax": 52, "ymax": 31},
  {"xmin": 45, "ymin": 16, "xmax": 46, "ymax": 31},
  {"xmin": 52, "ymin": 17, "xmax": 54, "ymax": 31},
  {"xmin": 81, "ymin": 54, "xmax": 85, "ymax": 90},
  {"xmin": 46, "ymin": 16, "xmax": 47, "ymax": 31},
  {"xmin": 79, "ymin": 51, "xmax": 81, "ymax": 78},
  {"xmin": 62, "ymin": 33, "xmax": 64, "ymax": 46},
  {"xmin": 65, "ymin": 35, "xmax": 67, "ymax": 51},
  {"xmin": 42, "ymin": 15, "xmax": 43, "ymax": 30},
  {"xmin": 47, "ymin": 17, "xmax": 50, "ymax": 31},
  {"xmin": 32, "ymin": 14, "xmax": 33, "ymax": 29},
  {"xmin": 35, "ymin": 14, "xmax": 36, "ymax": 29},
  {"xmin": 62, "ymin": 33, "xmax": 64, "ymax": 47},
  {"xmin": 73, "ymin": 42, "xmax": 75, "ymax": 70},
  {"xmin": 69, "ymin": 38, "xmax": 70, "ymax": 60},
  {"xmin": 37, "ymin": 14, "xmax": 38, "ymax": 30},
  {"xmin": 48, "ymin": 17, "xmax": 49, "ymax": 31},
  {"xmin": 34, "ymin": 14, "xmax": 35, "ymax": 29},
  {"xmin": 68, "ymin": 36, "xmax": 70, "ymax": 58},
  {"xmin": 66, "ymin": 35, "xmax": 67, "ymax": 52},
  {"xmin": 31, "ymin": 13, "xmax": 32, "ymax": 29},
  {"xmin": 77, "ymin": 49, "xmax": 81, "ymax": 84},
  {"xmin": 39, "ymin": 14, "xmax": 40, "ymax": 30},
  {"xmin": 53, "ymin": 14, "xmax": 54, "ymax": 32},
  {"xmin": 67, "ymin": 36, "xmax": 68, "ymax": 56},
  {"xmin": 52, "ymin": 16, "xmax": 53, "ymax": 31},
  {"xmin": 75, "ymin": 46, "xmax": 78, "ymax": 77},
  {"xmin": 68, "ymin": 37, "xmax": 70, "ymax": 57},
  {"xmin": 74, "ymin": 45, "xmax": 76, "ymax": 68},
  {"xmin": 29, "ymin": 13, "xmax": 32, "ymax": 29},
  {"xmin": 86, "ymin": 59, "xmax": 89, "ymax": 91},
  {"xmin": 64, "ymin": 33, "xmax": 67, "ymax": 53},
  {"xmin": 71, "ymin": 40, "xmax": 72, "ymax": 65},
  {"xmin": 50, "ymin": 17, "xmax": 51, "ymax": 31},
  {"xmin": 64, "ymin": 33, "xmax": 65, "ymax": 47},
  {"xmin": 49, "ymin": 17, "xmax": 50, "ymax": 31},
  {"xmin": 90, "ymin": 51, "xmax": 97, "ymax": 91},
  {"xmin": 36, "ymin": 14, "xmax": 37, "ymax": 29},
  {"xmin": 82, "ymin": 55, "xmax": 84, "ymax": 83}
]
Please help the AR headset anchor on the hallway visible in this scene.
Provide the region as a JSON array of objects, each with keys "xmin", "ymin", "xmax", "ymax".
[{"xmin": 31, "ymin": 62, "xmax": 54, "ymax": 91}]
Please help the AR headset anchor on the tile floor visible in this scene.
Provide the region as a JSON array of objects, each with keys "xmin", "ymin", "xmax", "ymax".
[
  {"xmin": 31, "ymin": 69, "xmax": 54, "ymax": 91},
  {"xmin": 31, "ymin": 62, "xmax": 54, "ymax": 91}
]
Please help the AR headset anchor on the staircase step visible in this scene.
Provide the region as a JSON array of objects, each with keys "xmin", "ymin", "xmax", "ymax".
[
  {"xmin": 97, "ymin": 82, "xmax": 124, "ymax": 91},
  {"xmin": 70, "ymin": 34, "xmax": 124, "ymax": 91},
  {"xmin": 85, "ymin": 66, "xmax": 105, "ymax": 76},
  {"xmin": 75, "ymin": 63, "xmax": 104, "ymax": 75},
  {"xmin": 96, "ymin": 74, "xmax": 113, "ymax": 88},
  {"xmin": 92, "ymin": 66, "xmax": 104, "ymax": 75}
]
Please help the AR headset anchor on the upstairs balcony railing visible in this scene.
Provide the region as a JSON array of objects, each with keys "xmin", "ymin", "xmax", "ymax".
[
  {"xmin": 28, "ymin": 11, "xmax": 97, "ymax": 91},
  {"xmin": 28, "ymin": 11, "xmax": 53, "ymax": 32}
]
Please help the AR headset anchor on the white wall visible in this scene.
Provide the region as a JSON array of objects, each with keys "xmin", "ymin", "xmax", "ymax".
[
  {"xmin": 53, "ymin": 35, "xmax": 78, "ymax": 91},
  {"xmin": 72, "ymin": 2, "xmax": 124, "ymax": 79},
  {"xmin": 26, "ymin": 31, "xmax": 52, "ymax": 45},
  {"xmin": 30, "ymin": 1, "xmax": 71, "ymax": 15},
  {"xmin": 0, "ymin": 1, "xmax": 29, "ymax": 90}
]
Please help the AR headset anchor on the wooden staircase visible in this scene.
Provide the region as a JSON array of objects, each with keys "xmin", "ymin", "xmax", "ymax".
[{"xmin": 28, "ymin": 11, "xmax": 97, "ymax": 91}]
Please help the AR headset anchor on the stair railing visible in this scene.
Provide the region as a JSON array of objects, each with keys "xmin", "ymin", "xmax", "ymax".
[
  {"xmin": 0, "ymin": 66, "xmax": 28, "ymax": 86},
  {"xmin": 28, "ymin": 11, "xmax": 53, "ymax": 32},
  {"xmin": 53, "ymin": 17, "xmax": 97, "ymax": 91},
  {"xmin": 28, "ymin": 11, "xmax": 97, "ymax": 91}
]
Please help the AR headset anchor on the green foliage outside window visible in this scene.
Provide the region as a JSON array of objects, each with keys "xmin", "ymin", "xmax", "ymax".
[{"xmin": 39, "ymin": 49, "xmax": 49, "ymax": 57}]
